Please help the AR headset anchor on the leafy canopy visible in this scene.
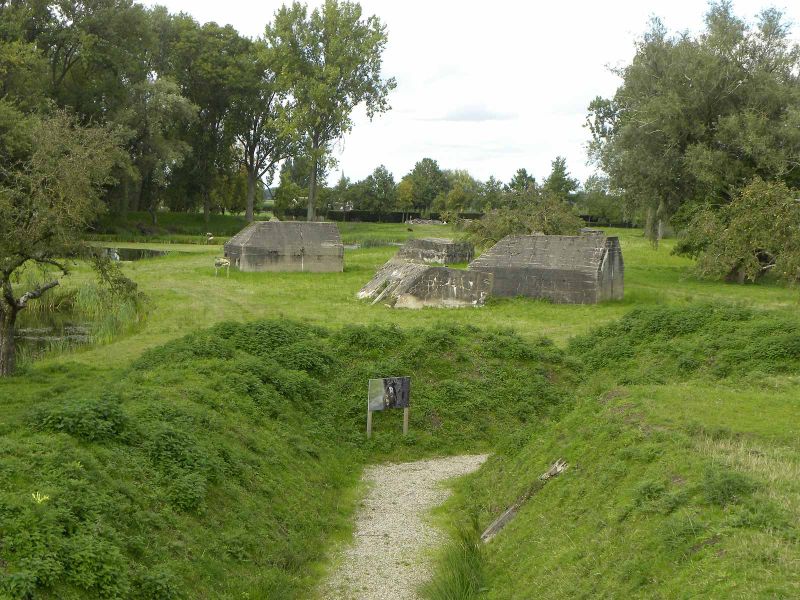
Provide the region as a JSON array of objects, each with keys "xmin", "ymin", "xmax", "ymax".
[
  {"xmin": 675, "ymin": 178, "xmax": 800, "ymax": 283},
  {"xmin": 464, "ymin": 188, "xmax": 584, "ymax": 248},
  {"xmin": 587, "ymin": 2, "xmax": 800, "ymax": 240}
]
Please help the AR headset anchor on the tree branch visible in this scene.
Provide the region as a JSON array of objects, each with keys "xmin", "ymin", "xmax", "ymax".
[{"xmin": 16, "ymin": 280, "xmax": 60, "ymax": 309}]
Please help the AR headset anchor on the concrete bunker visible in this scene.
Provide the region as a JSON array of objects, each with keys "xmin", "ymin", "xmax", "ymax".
[
  {"xmin": 224, "ymin": 221, "xmax": 343, "ymax": 272},
  {"xmin": 358, "ymin": 259, "xmax": 493, "ymax": 308},
  {"xmin": 468, "ymin": 234, "xmax": 623, "ymax": 303},
  {"xmin": 395, "ymin": 237, "xmax": 474, "ymax": 264}
]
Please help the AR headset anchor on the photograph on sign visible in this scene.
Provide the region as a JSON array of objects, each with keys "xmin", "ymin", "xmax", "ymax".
[{"xmin": 368, "ymin": 377, "xmax": 410, "ymax": 411}]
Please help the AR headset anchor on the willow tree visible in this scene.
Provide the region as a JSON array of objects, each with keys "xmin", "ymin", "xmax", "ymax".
[
  {"xmin": 587, "ymin": 3, "xmax": 800, "ymax": 245},
  {"xmin": 0, "ymin": 111, "xmax": 119, "ymax": 376},
  {"xmin": 268, "ymin": 0, "xmax": 395, "ymax": 221}
]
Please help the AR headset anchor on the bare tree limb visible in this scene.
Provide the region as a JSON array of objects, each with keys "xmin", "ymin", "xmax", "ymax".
[{"xmin": 16, "ymin": 280, "xmax": 60, "ymax": 309}]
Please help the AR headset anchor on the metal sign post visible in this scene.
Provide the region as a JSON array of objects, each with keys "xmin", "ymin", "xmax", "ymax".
[{"xmin": 367, "ymin": 376, "xmax": 410, "ymax": 438}]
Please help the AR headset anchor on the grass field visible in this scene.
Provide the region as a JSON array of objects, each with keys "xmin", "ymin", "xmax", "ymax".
[
  {"xmin": 1, "ymin": 222, "xmax": 799, "ymax": 598},
  {"xmin": 33, "ymin": 226, "xmax": 800, "ymax": 370}
]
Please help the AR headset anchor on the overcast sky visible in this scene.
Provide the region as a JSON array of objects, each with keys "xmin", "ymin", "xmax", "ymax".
[{"xmin": 143, "ymin": 0, "xmax": 800, "ymax": 187}]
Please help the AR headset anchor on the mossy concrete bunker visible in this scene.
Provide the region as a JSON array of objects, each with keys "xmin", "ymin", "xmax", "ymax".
[
  {"xmin": 358, "ymin": 259, "xmax": 493, "ymax": 308},
  {"xmin": 395, "ymin": 237, "xmax": 474, "ymax": 264},
  {"xmin": 224, "ymin": 221, "xmax": 344, "ymax": 272},
  {"xmin": 468, "ymin": 234, "xmax": 624, "ymax": 303}
]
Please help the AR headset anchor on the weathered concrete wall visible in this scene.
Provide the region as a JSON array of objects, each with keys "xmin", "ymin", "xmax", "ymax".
[
  {"xmin": 468, "ymin": 234, "xmax": 623, "ymax": 304},
  {"xmin": 224, "ymin": 222, "xmax": 343, "ymax": 272},
  {"xmin": 395, "ymin": 268, "xmax": 493, "ymax": 309},
  {"xmin": 395, "ymin": 238, "xmax": 474, "ymax": 264},
  {"xmin": 358, "ymin": 260, "xmax": 429, "ymax": 300},
  {"xmin": 358, "ymin": 259, "xmax": 492, "ymax": 308},
  {"xmin": 597, "ymin": 236, "xmax": 624, "ymax": 301}
]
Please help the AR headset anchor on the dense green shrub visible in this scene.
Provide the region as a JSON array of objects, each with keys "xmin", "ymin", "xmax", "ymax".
[{"xmin": 28, "ymin": 394, "xmax": 128, "ymax": 442}]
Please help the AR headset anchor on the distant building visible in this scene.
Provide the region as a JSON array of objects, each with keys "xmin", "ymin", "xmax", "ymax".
[
  {"xmin": 468, "ymin": 234, "xmax": 623, "ymax": 303},
  {"xmin": 224, "ymin": 221, "xmax": 343, "ymax": 272}
]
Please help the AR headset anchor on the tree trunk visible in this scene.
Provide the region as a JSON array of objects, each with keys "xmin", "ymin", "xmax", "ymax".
[
  {"xmin": 120, "ymin": 177, "xmax": 129, "ymax": 220},
  {"xmin": 246, "ymin": 169, "xmax": 256, "ymax": 223},
  {"xmin": 307, "ymin": 140, "xmax": 320, "ymax": 222},
  {"xmin": 0, "ymin": 306, "xmax": 17, "ymax": 377},
  {"xmin": 141, "ymin": 174, "xmax": 158, "ymax": 225},
  {"xmin": 131, "ymin": 175, "xmax": 144, "ymax": 213},
  {"xmin": 307, "ymin": 157, "xmax": 318, "ymax": 222},
  {"xmin": 203, "ymin": 190, "xmax": 211, "ymax": 224}
]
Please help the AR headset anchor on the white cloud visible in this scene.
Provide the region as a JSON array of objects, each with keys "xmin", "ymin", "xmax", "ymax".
[{"xmin": 423, "ymin": 104, "xmax": 517, "ymax": 122}]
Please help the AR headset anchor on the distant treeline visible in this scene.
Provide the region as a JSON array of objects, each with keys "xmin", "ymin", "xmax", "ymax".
[
  {"xmin": 274, "ymin": 156, "xmax": 634, "ymax": 225},
  {"xmin": 279, "ymin": 206, "xmax": 636, "ymax": 227}
]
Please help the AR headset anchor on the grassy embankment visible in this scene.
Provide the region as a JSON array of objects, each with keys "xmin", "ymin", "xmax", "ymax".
[
  {"xmin": 0, "ymin": 319, "xmax": 570, "ymax": 598},
  {"xmin": 428, "ymin": 304, "xmax": 800, "ymax": 599},
  {"xmin": 1, "ymin": 221, "xmax": 798, "ymax": 598}
]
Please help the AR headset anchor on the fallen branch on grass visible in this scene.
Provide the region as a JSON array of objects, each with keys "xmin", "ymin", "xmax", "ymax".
[{"xmin": 480, "ymin": 458, "xmax": 568, "ymax": 543}]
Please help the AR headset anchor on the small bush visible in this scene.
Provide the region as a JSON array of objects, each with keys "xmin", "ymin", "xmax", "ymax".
[
  {"xmin": 569, "ymin": 304, "xmax": 799, "ymax": 380},
  {"xmin": 65, "ymin": 533, "xmax": 129, "ymax": 598},
  {"xmin": 29, "ymin": 395, "xmax": 128, "ymax": 442},
  {"xmin": 167, "ymin": 472, "xmax": 207, "ymax": 512},
  {"xmin": 702, "ymin": 468, "xmax": 755, "ymax": 507},
  {"xmin": 144, "ymin": 425, "xmax": 211, "ymax": 474},
  {"xmin": 275, "ymin": 340, "xmax": 336, "ymax": 376},
  {"xmin": 335, "ymin": 323, "xmax": 407, "ymax": 353},
  {"xmin": 131, "ymin": 569, "xmax": 183, "ymax": 600}
]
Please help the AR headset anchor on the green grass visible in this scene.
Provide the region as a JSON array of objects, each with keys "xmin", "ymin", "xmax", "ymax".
[
  {"xmin": 423, "ymin": 518, "xmax": 487, "ymax": 600},
  {"xmin": 1, "ymin": 223, "xmax": 798, "ymax": 598},
  {"xmin": 0, "ymin": 321, "xmax": 568, "ymax": 598},
  {"xmin": 336, "ymin": 221, "xmax": 456, "ymax": 245},
  {"xmin": 40, "ymin": 227, "xmax": 797, "ymax": 373},
  {"xmin": 432, "ymin": 305, "xmax": 800, "ymax": 599}
]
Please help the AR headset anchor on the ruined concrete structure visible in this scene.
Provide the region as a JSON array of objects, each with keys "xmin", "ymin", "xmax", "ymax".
[
  {"xmin": 224, "ymin": 221, "xmax": 343, "ymax": 272},
  {"xmin": 358, "ymin": 259, "xmax": 493, "ymax": 308},
  {"xmin": 395, "ymin": 238, "xmax": 474, "ymax": 264},
  {"xmin": 468, "ymin": 234, "xmax": 623, "ymax": 303}
]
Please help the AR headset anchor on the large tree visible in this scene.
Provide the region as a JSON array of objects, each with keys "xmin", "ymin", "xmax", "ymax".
[
  {"xmin": 360, "ymin": 164, "xmax": 396, "ymax": 212},
  {"xmin": 229, "ymin": 40, "xmax": 296, "ymax": 222},
  {"xmin": 166, "ymin": 17, "xmax": 253, "ymax": 221},
  {"xmin": 507, "ymin": 168, "xmax": 536, "ymax": 193},
  {"xmin": 588, "ymin": 2, "xmax": 800, "ymax": 245},
  {"xmin": 439, "ymin": 169, "xmax": 482, "ymax": 213},
  {"xmin": 0, "ymin": 111, "xmax": 120, "ymax": 376},
  {"xmin": 464, "ymin": 188, "xmax": 583, "ymax": 248},
  {"xmin": 675, "ymin": 178, "xmax": 800, "ymax": 283},
  {"xmin": 405, "ymin": 157, "xmax": 449, "ymax": 212},
  {"xmin": 116, "ymin": 77, "xmax": 197, "ymax": 223},
  {"xmin": 268, "ymin": 0, "xmax": 395, "ymax": 221},
  {"xmin": 11, "ymin": 0, "xmax": 154, "ymax": 120},
  {"xmin": 542, "ymin": 156, "xmax": 578, "ymax": 201}
]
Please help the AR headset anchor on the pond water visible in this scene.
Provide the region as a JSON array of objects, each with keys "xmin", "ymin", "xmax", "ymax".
[
  {"xmin": 12, "ymin": 247, "xmax": 172, "ymax": 361},
  {"xmin": 103, "ymin": 247, "xmax": 170, "ymax": 261},
  {"xmin": 14, "ymin": 312, "xmax": 92, "ymax": 361}
]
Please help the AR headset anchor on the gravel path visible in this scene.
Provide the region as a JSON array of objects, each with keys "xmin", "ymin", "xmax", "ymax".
[{"xmin": 319, "ymin": 454, "xmax": 489, "ymax": 600}]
